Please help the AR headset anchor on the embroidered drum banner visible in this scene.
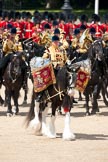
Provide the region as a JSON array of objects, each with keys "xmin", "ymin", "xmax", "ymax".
[
  {"xmin": 31, "ymin": 63, "xmax": 56, "ymax": 92},
  {"xmin": 75, "ymin": 69, "xmax": 90, "ymax": 92}
]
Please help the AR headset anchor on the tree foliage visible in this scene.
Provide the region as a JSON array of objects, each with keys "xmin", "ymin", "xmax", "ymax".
[{"xmin": 3, "ymin": 0, "xmax": 108, "ymax": 10}]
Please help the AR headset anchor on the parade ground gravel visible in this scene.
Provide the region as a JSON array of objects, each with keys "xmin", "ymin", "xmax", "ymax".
[{"xmin": 0, "ymin": 80, "xmax": 108, "ymax": 162}]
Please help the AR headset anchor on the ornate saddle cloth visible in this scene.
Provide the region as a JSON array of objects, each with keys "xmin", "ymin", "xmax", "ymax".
[
  {"xmin": 30, "ymin": 57, "xmax": 56, "ymax": 92},
  {"xmin": 72, "ymin": 59, "xmax": 91, "ymax": 92},
  {"xmin": 75, "ymin": 69, "xmax": 90, "ymax": 92}
]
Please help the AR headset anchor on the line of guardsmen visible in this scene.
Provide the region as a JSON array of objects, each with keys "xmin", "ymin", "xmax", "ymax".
[
  {"xmin": 1, "ymin": 10, "xmax": 108, "ymax": 103},
  {"xmin": 0, "ymin": 11, "xmax": 108, "ymax": 79},
  {"xmin": 0, "ymin": 11, "xmax": 108, "ymax": 56}
]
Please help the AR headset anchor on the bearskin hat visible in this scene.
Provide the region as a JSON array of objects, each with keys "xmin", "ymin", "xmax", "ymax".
[
  {"xmin": 44, "ymin": 23, "xmax": 51, "ymax": 29},
  {"xmin": 92, "ymin": 14, "xmax": 100, "ymax": 22},
  {"xmin": 15, "ymin": 12, "xmax": 21, "ymax": 19},
  {"xmin": 2, "ymin": 11, "xmax": 9, "ymax": 19},
  {"xmin": 80, "ymin": 14, "xmax": 88, "ymax": 22}
]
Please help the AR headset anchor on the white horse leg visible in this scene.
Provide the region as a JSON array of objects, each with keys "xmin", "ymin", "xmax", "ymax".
[
  {"xmin": 29, "ymin": 101, "xmax": 41, "ymax": 133},
  {"xmin": 42, "ymin": 106, "xmax": 49, "ymax": 136},
  {"xmin": 47, "ymin": 115, "xmax": 56, "ymax": 138},
  {"xmin": 62, "ymin": 112, "xmax": 76, "ymax": 140}
]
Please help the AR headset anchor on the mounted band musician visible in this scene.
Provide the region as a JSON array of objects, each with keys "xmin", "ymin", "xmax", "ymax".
[
  {"xmin": 27, "ymin": 35, "xmax": 76, "ymax": 140},
  {"xmin": 71, "ymin": 28, "xmax": 94, "ymax": 62},
  {"xmin": 32, "ymin": 35, "xmax": 70, "ymax": 102},
  {"xmin": 0, "ymin": 27, "xmax": 26, "ymax": 86}
]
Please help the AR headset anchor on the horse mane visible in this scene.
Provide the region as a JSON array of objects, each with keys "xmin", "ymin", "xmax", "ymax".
[
  {"xmin": 88, "ymin": 39, "xmax": 103, "ymax": 61},
  {"xmin": 56, "ymin": 66, "xmax": 68, "ymax": 90}
]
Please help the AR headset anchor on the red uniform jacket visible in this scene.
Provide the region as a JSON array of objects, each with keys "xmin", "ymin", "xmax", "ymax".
[
  {"xmin": 102, "ymin": 23, "xmax": 108, "ymax": 33},
  {"xmin": 90, "ymin": 23, "xmax": 104, "ymax": 38},
  {"xmin": 59, "ymin": 23, "xmax": 69, "ymax": 38},
  {"xmin": 13, "ymin": 21, "xmax": 23, "ymax": 39},
  {"xmin": 24, "ymin": 21, "xmax": 34, "ymax": 39},
  {"xmin": 1, "ymin": 20, "xmax": 9, "ymax": 30},
  {"xmin": 67, "ymin": 22, "xmax": 78, "ymax": 41}
]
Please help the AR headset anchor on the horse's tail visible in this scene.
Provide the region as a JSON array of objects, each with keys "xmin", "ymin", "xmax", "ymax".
[{"xmin": 25, "ymin": 90, "xmax": 35, "ymax": 128}]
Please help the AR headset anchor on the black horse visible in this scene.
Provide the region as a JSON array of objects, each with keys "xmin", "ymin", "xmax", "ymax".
[
  {"xmin": 101, "ymin": 44, "xmax": 108, "ymax": 106},
  {"xmin": 84, "ymin": 40, "xmax": 106, "ymax": 115},
  {"xmin": 3, "ymin": 53, "xmax": 25, "ymax": 116},
  {"xmin": 25, "ymin": 65, "xmax": 76, "ymax": 140},
  {"xmin": 21, "ymin": 41, "xmax": 46, "ymax": 105}
]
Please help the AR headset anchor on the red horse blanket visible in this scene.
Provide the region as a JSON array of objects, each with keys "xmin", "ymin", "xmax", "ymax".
[
  {"xmin": 31, "ymin": 63, "xmax": 56, "ymax": 92},
  {"xmin": 75, "ymin": 69, "xmax": 90, "ymax": 92}
]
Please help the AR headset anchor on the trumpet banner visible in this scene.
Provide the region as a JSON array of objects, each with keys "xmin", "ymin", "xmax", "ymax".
[
  {"xmin": 75, "ymin": 69, "xmax": 90, "ymax": 92},
  {"xmin": 31, "ymin": 63, "xmax": 56, "ymax": 93}
]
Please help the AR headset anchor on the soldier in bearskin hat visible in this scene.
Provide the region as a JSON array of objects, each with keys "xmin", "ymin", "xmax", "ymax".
[
  {"xmin": 32, "ymin": 20, "xmax": 42, "ymax": 44},
  {"xmin": 59, "ymin": 13, "xmax": 68, "ymax": 38},
  {"xmin": 90, "ymin": 14, "xmax": 104, "ymax": 38},
  {"xmin": 2, "ymin": 11, "xmax": 10, "ymax": 30},
  {"xmin": 78, "ymin": 14, "xmax": 89, "ymax": 28},
  {"xmin": 66, "ymin": 14, "xmax": 78, "ymax": 42},
  {"xmin": 13, "ymin": 12, "xmax": 23, "ymax": 39},
  {"xmin": 9, "ymin": 10, "xmax": 15, "ymax": 25},
  {"xmin": 24, "ymin": 12, "xmax": 34, "ymax": 39},
  {"xmin": 103, "ymin": 13, "xmax": 108, "ymax": 34}
]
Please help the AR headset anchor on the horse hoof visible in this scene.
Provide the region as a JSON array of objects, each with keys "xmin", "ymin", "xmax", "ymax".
[
  {"xmin": 90, "ymin": 111, "xmax": 96, "ymax": 115},
  {"xmin": 85, "ymin": 112, "xmax": 90, "ymax": 116},
  {"xmin": 13, "ymin": 108, "xmax": 19, "ymax": 115},
  {"xmin": 63, "ymin": 133, "xmax": 76, "ymax": 141},
  {"xmin": 0, "ymin": 100, "xmax": 4, "ymax": 106},
  {"xmin": 78, "ymin": 97, "xmax": 83, "ymax": 101},
  {"xmin": 57, "ymin": 111, "xmax": 62, "ymax": 116},
  {"xmin": 13, "ymin": 112, "xmax": 19, "ymax": 116},
  {"xmin": 0, "ymin": 102, "xmax": 4, "ymax": 106},
  {"xmin": 7, "ymin": 113, "xmax": 13, "ymax": 117},
  {"xmin": 29, "ymin": 119, "xmax": 41, "ymax": 131},
  {"xmin": 22, "ymin": 101, "xmax": 27, "ymax": 105},
  {"xmin": 47, "ymin": 133, "xmax": 56, "ymax": 139},
  {"xmin": 4, "ymin": 103, "xmax": 7, "ymax": 107}
]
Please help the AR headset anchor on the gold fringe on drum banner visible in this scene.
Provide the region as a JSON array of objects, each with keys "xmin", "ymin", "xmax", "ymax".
[
  {"xmin": 75, "ymin": 69, "xmax": 90, "ymax": 92},
  {"xmin": 31, "ymin": 63, "xmax": 56, "ymax": 93}
]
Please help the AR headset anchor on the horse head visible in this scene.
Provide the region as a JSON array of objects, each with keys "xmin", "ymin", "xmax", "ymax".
[
  {"xmin": 56, "ymin": 64, "xmax": 79, "ymax": 95},
  {"xmin": 8, "ymin": 53, "xmax": 23, "ymax": 82},
  {"xmin": 88, "ymin": 40, "xmax": 104, "ymax": 62}
]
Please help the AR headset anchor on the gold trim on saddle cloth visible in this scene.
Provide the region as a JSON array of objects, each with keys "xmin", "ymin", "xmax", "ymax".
[{"xmin": 31, "ymin": 63, "xmax": 56, "ymax": 93}]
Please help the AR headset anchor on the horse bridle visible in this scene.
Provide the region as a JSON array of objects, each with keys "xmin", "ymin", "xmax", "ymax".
[{"xmin": 8, "ymin": 56, "xmax": 21, "ymax": 83}]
